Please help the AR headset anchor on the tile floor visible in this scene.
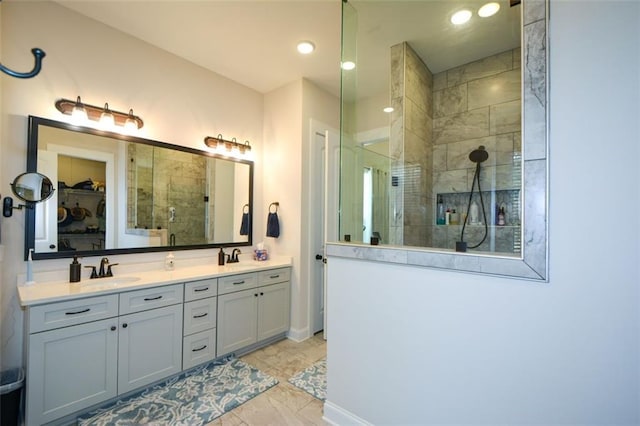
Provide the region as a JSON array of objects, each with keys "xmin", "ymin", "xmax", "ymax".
[{"xmin": 207, "ymin": 332, "xmax": 327, "ymax": 425}]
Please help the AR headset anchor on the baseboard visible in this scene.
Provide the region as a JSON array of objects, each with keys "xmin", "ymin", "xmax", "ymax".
[
  {"xmin": 286, "ymin": 326, "xmax": 309, "ymax": 342},
  {"xmin": 323, "ymin": 400, "xmax": 372, "ymax": 426}
]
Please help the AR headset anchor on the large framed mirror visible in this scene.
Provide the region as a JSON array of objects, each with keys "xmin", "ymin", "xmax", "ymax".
[
  {"xmin": 332, "ymin": 0, "xmax": 548, "ymax": 280},
  {"xmin": 25, "ymin": 116, "xmax": 253, "ymax": 260}
]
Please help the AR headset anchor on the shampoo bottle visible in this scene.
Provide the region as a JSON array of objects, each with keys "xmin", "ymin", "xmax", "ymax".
[
  {"xmin": 70, "ymin": 256, "xmax": 81, "ymax": 283},
  {"xmin": 498, "ymin": 206, "xmax": 506, "ymax": 226},
  {"xmin": 436, "ymin": 195, "xmax": 445, "ymax": 225}
]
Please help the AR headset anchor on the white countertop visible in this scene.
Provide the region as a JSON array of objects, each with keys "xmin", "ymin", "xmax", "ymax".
[{"xmin": 18, "ymin": 257, "xmax": 292, "ymax": 307}]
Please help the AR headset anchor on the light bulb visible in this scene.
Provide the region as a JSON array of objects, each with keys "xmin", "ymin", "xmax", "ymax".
[
  {"xmin": 478, "ymin": 2, "xmax": 500, "ymax": 17},
  {"xmin": 451, "ymin": 10, "xmax": 472, "ymax": 25},
  {"xmin": 99, "ymin": 103, "xmax": 115, "ymax": 130},
  {"xmin": 71, "ymin": 96, "xmax": 88, "ymax": 125},
  {"xmin": 297, "ymin": 41, "xmax": 315, "ymax": 55},
  {"xmin": 124, "ymin": 109, "xmax": 138, "ymax": 132},
  {"xmin": 341, "ymin": 61, "xmax": 356, "ymax": 71}
]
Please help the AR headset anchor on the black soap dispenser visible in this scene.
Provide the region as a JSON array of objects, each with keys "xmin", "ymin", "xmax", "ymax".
[
  {"xmin": 70, "ymin": 256, "xmax": 81, "ymax": 283},
  {"xmin": 218, "ymin": 248, "xmax": 226, "ymax": 266}
]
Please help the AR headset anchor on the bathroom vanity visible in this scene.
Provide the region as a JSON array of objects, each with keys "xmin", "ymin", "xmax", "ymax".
[{"xmin": 17, "ymin": 259, "xmax": 291, "ymax": 426}]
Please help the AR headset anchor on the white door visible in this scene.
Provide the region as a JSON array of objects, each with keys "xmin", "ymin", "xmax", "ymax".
[
  {"xmin": 309, "ymin": 120, "xmax": 339, "ymax": 337},
  {"xmin": 34, "ymin": 150, "xmax": 58, "ymax": 252}
]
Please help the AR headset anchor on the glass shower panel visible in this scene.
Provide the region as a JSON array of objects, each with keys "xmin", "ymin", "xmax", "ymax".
[{"xmin": 339, "ymin": 0, "xmax": 522, "ymax": 255}]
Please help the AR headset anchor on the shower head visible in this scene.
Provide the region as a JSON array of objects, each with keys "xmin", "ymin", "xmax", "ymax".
[{"xmin": 469, "ymin": 145, "xmax": 489, "ymax": 163}]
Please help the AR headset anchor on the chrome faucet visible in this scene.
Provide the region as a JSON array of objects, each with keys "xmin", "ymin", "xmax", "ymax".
[{"xmin": 228, "ymin": 249, "xmax": 241, "ymax": 263}]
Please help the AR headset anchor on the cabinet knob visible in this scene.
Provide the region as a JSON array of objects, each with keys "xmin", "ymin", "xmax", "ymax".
[
  {"xmin": 110, "ymin": 326, "xmax": 116, "ymax": 331},
  {"xmin": 122, "ymin": 323, "xmax": 128, "ymax": 328},
  {"xmin": 260, "ymin": 292, "xmax": 264, "ymax": 296},
  {"xmin": 254, "ymin": 293, "xmax": 258, "ymax": 297},
  {"xmin": 49, "ymin": 244, "xmax": 56, "ymax": 249}
]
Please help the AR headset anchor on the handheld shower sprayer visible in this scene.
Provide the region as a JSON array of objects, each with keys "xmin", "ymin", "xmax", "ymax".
[
  {"xmin": 456, "ymin": 146, "xmax": 489, "ymax": 252},
  {"xmin": 469, "ymin": 146, "xmax": 489, "ymax": 164}
]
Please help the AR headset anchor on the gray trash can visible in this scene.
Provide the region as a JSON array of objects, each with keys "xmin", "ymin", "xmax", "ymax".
[{"xmin": 0, "ymin": 368, "xmax": 24, "ymax": 426}]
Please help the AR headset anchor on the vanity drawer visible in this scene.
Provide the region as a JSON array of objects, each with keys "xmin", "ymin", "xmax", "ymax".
[
  {"xmin": 119, "ymin": 284, "xmax": 183, "ymax": 315},
  {"xmin": 218, "ymin": 273, "xmax": 257, "ymax": 295},
  {"xmin": 184, "ymin": 278, "xmax": 217, "ymax": 302},
  {"xmin": 28, "ymin": 294, "xmax": 119, "ymax": 334},
  {"xmin": 183, "ymin": 297, "xmax": 217, "ymax": 336},
  {"xmin": 183, "ymin": 329, "xmax": 217, "ymax": 370},
  {"xmin": 258, "ymin": 268, "xmax": 291, "ymax": 286}
]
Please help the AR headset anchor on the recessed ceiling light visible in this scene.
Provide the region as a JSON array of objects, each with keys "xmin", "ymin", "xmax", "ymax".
[
  {"xmin": 383, "ymin": 107, "xmax": 394, "ymax": 113},
  {"xmin": 297, "ymin": 41, "xmax": 315, "ymax": 55},
  {"xmin": 451, "ymin": 9, "xmax": 472, "ymax": 25},
  {"xmin": 341, "ymin": 61, "xmax": 356, "ymax": 71},
  {"xmin": 478, "ymin": 2, "xmax": 500, "ymax": 17}
]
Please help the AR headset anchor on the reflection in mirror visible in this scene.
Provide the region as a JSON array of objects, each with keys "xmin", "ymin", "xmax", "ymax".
[
  {"xmin": 341, "ymin": 0, "xmax": 522, "ymax": 254},
  {"xmin": 25, "ymin": 116, "xmax": 253, "ymax": 260},
  {"xmin": 11, "ymin": 172, "xmax": 55, "ymax": 203}
]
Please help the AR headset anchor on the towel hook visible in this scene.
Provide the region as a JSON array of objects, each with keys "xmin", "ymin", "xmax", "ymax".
[
  {"xmin": 0, "ymin": 48, "xmax": 46, "ymax": 79},
  {"xmin": 269, "ymin": 202, "xmax": 279, "ymax": 213}
]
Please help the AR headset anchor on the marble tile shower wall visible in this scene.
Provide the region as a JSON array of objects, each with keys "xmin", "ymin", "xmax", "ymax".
[
  {"xmin": 431, "ymin": 48, "xmax": 522, "ymax": 253},
  {"xmin": 126, "ymin": 144, "xmax": 208, "ymax": 245},
  {"xmin": 389, "ymin": 42, "xmax": 434, "ymax": 247},
  {"xmin": 154, "ymin": 149, "xmax": 207, "ymax": 246}
]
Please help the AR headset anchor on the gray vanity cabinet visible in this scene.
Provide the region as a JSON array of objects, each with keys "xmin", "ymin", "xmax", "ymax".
[
  {"xmin": 217, "ymin": 268, "xmax": 290, "ymax": 356},
  {"xmin": 182, "ymin": 278, "xmax": 218, "ymax": 370},
  {"xmin": 24, "ymin": 285, "xmax": 183, "ymax": 426},
  {"xmin": 22, "ymin": 266, "xmax": 290, "ymax": 426},
  {"xmin": 25, "ymin": 295, "xmax": 119, "ymax": 426},
  {"xmin": 117, "ymin": 284, "xmax": 183, "ymax": 394}
]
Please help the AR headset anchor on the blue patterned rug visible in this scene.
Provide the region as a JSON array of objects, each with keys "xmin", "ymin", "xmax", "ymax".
[
  {"xmin": 77, "ymin": 356, "xmax": 278, "ymax": 425},
  {"xmin": 288, "ymin": 358, "xmax": 326, "ymax": 400}
]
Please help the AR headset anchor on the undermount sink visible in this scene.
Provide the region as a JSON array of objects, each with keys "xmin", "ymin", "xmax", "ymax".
[{"xmin": 82, "ymin": 276, "xmax": 141, "ymax": 286}]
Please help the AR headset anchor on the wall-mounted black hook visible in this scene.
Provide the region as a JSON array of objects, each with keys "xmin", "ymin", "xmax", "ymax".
[{"xmin": 0, "ymin": 48, "xmax": 46, "ymax": 79}]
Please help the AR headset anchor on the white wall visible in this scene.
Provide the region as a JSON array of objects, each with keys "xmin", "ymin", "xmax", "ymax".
[
  {"xmin": 325, "ymin": 1, "xmax": 640, "ymax": 424},
  {"xmin": 263, "ymin": 80, "xmax": 304, "ymax": 336},
  {"xmin": 262, "ymin": 79, "xmax": 339, "ymax": 340},
  {"xmin": 0, "ymin": 2, "xmax": 264, "ymax": 369}
]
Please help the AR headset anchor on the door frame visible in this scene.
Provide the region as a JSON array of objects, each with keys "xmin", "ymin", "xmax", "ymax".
[{"xmin": 307, "ymin": 119, "xmax": 339, "ymax": 338}]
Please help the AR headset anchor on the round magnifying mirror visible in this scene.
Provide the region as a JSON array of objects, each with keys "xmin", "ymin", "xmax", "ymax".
[{"xmin": 10, "ymin": 172, "xmax": 55, "ymax": 203}]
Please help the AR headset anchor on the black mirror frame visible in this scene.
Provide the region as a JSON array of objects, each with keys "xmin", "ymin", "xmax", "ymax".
[{"xmin": 25, "ymin": 116, "xmax": 254, "ymax": 260}]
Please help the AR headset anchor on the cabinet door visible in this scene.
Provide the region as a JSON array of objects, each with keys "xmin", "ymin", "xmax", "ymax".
[
  {"xmin": 118, "ymin": 304, "xmax": 183, "ymax": 394},
  {"xmin": 216, "ymin": 288, "xmax": 258, "ymax": 356},
  {"xmin": 257, "ymin": 282, "xmax": 290, "ymax": 341},
  {"xmin": 26, "ymin": 318, "xmax": 117, "ymax": 426}
]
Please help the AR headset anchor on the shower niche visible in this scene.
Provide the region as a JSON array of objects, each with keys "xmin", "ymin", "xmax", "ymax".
[{"xmin": 433, "ymin": 189, "xmax": 521, "ymax": 254}]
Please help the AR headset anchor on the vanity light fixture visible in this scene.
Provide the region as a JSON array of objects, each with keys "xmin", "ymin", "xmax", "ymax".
[
  {"xmin": 297, "ymin": 41, "xmax": 315, "ymax": 55},
  {"xmin": 341, "ymin": 61, "xmax": 356, "ymax": 71},
  {"xmin": 451, "ymin": 9, "xmax": 472, "ymax": 25},
  {"xmin": 204, "ymin": 134, "xmax": 251, "ymax": 155},
  {"xmin": 55, "ymin": 96, "xmax": 144, "ymax": 130},
  {"xmin": 478, "ymin": 2, "xmax": 500, "ymax": 17}
]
